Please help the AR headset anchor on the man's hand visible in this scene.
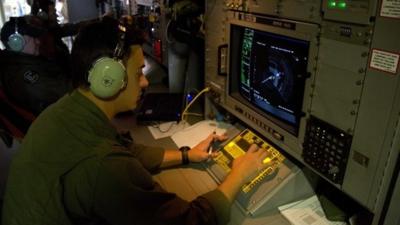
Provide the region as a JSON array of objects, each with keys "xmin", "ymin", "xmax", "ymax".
[
  {"xmin": 217, "ymin": 144, "xmax": 272, "ymax": 203},
  {"xmin": 188, "ymin": 132, "xmax": 228, "ymax": 163},
  {"xmin": 230, "ymin": 144, "xmax": 271, "ymax": 184}
]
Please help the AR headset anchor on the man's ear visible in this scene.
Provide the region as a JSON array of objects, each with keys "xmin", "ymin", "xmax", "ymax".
[{"xmin": 125, "ymin": 45, "xmax": 142, "ymax": 76}]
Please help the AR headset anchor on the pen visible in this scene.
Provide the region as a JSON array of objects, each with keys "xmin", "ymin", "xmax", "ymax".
[{"xmin": 208, "ymin": 130, "xmax": 216, "ymax": 156}]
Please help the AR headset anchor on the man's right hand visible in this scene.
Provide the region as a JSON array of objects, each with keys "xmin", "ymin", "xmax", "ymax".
[
  {"xmin": 217, "ymin": 144, "xmax": 271, "ymax": 203},
  {"xmin": 230, "ymin": 144, "xmax": 271, "ymax": 185}
]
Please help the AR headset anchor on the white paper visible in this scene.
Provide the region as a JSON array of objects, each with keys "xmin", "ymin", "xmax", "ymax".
[
  {"xmin": 148, "ymin": 121, "xmax": 190, "ymax": 139},
  {"xmin": 171, "ymin": 120, "xmax": 232, "ymax": 148},
  {"xmin": 278, "ymin": 195, "xmax": 347, "ymax": 225}
]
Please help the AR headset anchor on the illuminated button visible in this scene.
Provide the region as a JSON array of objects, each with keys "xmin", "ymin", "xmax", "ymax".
[
  {"xmin": 263, "ymin": 157, "xmax": 272, "ymax": 164},
  {"xmin": 328, "ymin": 1, "xmax": 337, "ymax": 7},
  {"xmin": 338, "ymin": 2, "xmax": 346, "ymax": 8}
]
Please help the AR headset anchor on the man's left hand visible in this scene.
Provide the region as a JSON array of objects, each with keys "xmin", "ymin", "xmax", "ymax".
[{"xmin": 188, "ymin": 132, "xmax": 228, "ymax": 163}]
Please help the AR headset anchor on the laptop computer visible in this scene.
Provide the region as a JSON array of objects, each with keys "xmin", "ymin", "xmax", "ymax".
[{"xmin": 136, "ymin": 93, "xmax": 184, "ymax": 124}]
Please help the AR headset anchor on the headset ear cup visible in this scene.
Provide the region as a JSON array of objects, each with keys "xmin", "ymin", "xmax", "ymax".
[
  {"xmin": 8, "ymin": 33, "xmax": 25, "ymax": 52},
  {"xmin": 88, "ymin": 57, "xmax": 126, "ymax": 99}
]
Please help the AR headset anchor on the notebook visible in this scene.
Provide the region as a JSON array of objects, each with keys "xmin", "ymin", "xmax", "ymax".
[{"xmin": 136, "ymin": 93, "xmax": 184, "ymax": 124}]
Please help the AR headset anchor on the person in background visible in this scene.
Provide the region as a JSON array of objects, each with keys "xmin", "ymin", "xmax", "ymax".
[
  {"xmin": 0, "ymin": 15, "xmax": 72, "ymax": 115},
  {"xmin": 2, "ymin": 17, "xmax": 270, "ymax": 225},
  {"xmin": 0, "ymin": 16, "xmax": 71, "ymax": 143}
]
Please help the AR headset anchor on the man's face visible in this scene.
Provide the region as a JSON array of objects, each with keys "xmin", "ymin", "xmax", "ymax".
[
  {"xmin": 22, "ymin": 35, "xmax": 40, "ymax": 55},
  {"xmin": 115, "ymin": 45, "xmax": 149, "ymax": 112}
]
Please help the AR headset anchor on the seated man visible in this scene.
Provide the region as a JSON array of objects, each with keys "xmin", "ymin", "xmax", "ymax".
[
  {"xmin": 0, "ymin": 16, "xmax": 72, "ymax": 116},
  {"xmin": 2, "ymin": 18, "xmax": 270, "ymax": 225}
]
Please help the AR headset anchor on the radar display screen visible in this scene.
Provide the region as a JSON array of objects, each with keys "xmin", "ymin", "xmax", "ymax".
[{"xmin": 229, "ymin": 24, "xmax": 310, "ymax": 134}]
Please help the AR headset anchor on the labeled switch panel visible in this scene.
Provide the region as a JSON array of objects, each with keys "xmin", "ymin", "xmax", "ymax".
[{"xmin": 214, "ymin": 129, "xmax": 286, "ymax": 193}]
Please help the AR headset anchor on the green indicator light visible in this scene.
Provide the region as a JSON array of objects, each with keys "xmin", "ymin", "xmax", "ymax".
[
  {"xmin": 328, "ymin": 1, "xmax": 337, "ymax": 7},
  {"xmin": 338, "ymin": 2, "xmax": 347, "ymax": 8}
]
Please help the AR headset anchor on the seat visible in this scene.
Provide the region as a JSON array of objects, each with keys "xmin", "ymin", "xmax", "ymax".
[
  {"xmin": 0, "ymin": 135, "xmax": 20, "ymax": 222},
  {"xmin": 0, "ymin": 88, "xmax": 36, "ymax": 147}
]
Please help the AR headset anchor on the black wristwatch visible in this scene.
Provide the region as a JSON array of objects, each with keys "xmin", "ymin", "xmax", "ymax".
[{"xmin": 179, "ymin": 146, "xmax": 191, "ymax": 165}]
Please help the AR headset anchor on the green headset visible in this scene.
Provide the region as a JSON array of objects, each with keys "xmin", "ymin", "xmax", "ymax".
[
  {"xmin": 87, "ymin": 27, "xmax": 127, "ymax": 99},
  {"xmin": 8, "ymin": 17, "xmax": 25, "ymax": 52}
]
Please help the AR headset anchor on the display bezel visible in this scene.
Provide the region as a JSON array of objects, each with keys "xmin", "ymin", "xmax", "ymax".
[{"xmin": 226, "ymin": 18, "xmax": 316, "ymax": 136}]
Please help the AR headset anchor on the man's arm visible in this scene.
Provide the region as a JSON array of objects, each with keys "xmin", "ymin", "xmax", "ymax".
[
  {"xmin": 64, "ymin": 144, "xmax": 270, "ymax": 225},
  {"xmin": 159, "ymin": 138, "xmax": 271, "ymax": 206},
  {"xmin": 65, "ymin": 152, "xmax": 224, "ymax": 225},
  {"xmin": 160, "ymin": 149, "xmax": 183, "ymax": 168},
  {"xmin": 160, "ymin": 133, "xmax": 227, "ymax": 168},
  {"xmin": 126, "ymin": 143, "xmax": 164, "ymax": 172}
]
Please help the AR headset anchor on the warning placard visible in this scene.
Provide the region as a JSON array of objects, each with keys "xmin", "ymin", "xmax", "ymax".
[
  {"xmin": 380, "ymin": 0, "xmax": 400, "ymax": 19},
  {"xmin": 369, "ymin": 49, "xmax": 399, "ymax": 75}
]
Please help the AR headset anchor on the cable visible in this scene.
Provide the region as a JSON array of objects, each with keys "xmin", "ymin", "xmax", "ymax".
[
  {"xmin": 151, "ymin": 121, "xmax": 178, "ymax": 133},
  {"xmin": 181, "ymin": 87, "xmax": 210, "ymax": 121},
  {"xmin": 165, "ymin": 19, "xmax": 174, "ymax": 44},
  {"xmin": 184, "ymin": 112, "xmax": 203, "ymax": 117},
  {"xmin": 183, "ymin": 90, "xmax": 201, "ymax": 116}
]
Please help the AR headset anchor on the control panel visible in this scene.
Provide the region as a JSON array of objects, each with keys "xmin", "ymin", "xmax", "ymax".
[
  {"xmin": 205, "ymin": 0, "xmax": 400, "ymax": 221},
  {"xmin": 206, "ymin": 128, "xmax": 309, "ymax": 215},
  {"xmin": 213, "ymin": 129, "xmax": 286, "ymax": 193},
  {"xmin": 303, "ymin": 116, "xmax": 352, "ymax": 184}
]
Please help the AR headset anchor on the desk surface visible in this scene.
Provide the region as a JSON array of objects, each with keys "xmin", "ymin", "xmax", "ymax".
[{"xmin": 112, "ymin": 115, "xmax": 292, "ymax": 225}]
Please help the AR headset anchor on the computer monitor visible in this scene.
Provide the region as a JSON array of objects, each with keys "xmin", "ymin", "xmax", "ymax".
[{"xmin": 228, "ymin": 24, "xmax": 310, "ymax": 135}]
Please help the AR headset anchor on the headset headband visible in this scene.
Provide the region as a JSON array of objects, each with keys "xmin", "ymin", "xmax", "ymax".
[
  {"xmin": 14, "ymin": 18, "xmax": 19, "ymax": 34},
  {"xmin": 113, "ymin": 24, "xmax": 126, "ymax": 59}
]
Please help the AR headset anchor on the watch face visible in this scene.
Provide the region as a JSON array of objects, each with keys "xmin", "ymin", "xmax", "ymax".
[{"xmin": 179, "ymin": 146, "xmax": 191, "ymax": 152}]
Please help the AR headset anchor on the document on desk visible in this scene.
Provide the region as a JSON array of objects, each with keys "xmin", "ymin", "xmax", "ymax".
[
  {"xmin": 147, "ymin": 121, "xmax": 190, "ymax": 139},
  {"xmin": 171, "ymin": 120, "xmax": 232, "ymax": 148},
  {"xmin": 278, "ymin": 195, "xmax": 347, "ymax": 225}
]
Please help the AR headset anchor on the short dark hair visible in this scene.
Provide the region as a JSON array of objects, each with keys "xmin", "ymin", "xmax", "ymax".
[
  {"xmin": 30, "ymin": 0, "xmax": 55, "ymax": 15},
  {"xmin": 70, "ymin": 17, "xmax": 146, "ymax": 89}
]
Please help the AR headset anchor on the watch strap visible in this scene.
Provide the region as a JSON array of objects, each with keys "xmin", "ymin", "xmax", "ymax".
[{"xmin": 179, "ymin": 146, "xmax": 191, "ymax": 165}]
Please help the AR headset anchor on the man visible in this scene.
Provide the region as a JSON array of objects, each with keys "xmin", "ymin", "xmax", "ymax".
[
  {"xmin": 0, "ymin": 16, "xmax": 72, "ymax": 114},
  {"xmin": 0, "ymin": 16, "xmax": 71, "ymax": 143},
  {"xmin": 2, "ymin": 18, "xmax": 270, "ymax": 225}
]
